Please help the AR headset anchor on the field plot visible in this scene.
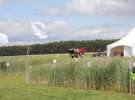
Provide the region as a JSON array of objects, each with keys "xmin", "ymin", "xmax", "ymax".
[{"xmin": 0, "ymin": 53, "xmax": 135, "ymax": 99}]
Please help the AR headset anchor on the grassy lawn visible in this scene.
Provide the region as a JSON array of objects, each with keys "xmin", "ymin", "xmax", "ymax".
[{"xmin": 0, "ymin": 75, "xmax": 135, "ymax": 100}]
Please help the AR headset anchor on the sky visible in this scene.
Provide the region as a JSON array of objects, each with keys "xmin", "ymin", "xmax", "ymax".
[{"xmin": 0, "ymin": 0, "xmax": 135, "ymax": 45}]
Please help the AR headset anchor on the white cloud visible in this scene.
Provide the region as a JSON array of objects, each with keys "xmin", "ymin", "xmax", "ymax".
[
  {"xmin": 0, "ymin": 19, "xmax": 74, "ymax": 43},
  {"xmin": 78, "ymin": 27, "xmax": 107, "ymax": 36},
  {"xmin": 0, "ymin": 19, "xmax": 129, "ymax": 44},
  {"xmin": 41, "ymin": 0, "xmax": 135, "ymax": 18},
  {"xmin": 47, "ymin": 20, "xmax": 73, "ymax": 34},
  {"xmin": 41, "ymin": 7, "xmax": 66, "ymax": 16},
  {"xmin": 0, "ymin": 0, "xmax": 5, "ymax": 5},
  {"xmin": 0, "ymin": 19, "xmax": 30, "ymax": 38},
  {"xmin": 16, "ymin": 0, "xmax": 32, "ymax": 3},
  {"xmin": 68, "ymin": 0, "xmax": 135, "ymax": 17},
  {"xmin": 70, "ymin": 26, "xmax": 129, "ymax": 40}
]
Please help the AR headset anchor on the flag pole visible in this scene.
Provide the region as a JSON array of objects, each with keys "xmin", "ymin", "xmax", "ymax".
[{"xmin": 25, "ymin": 44, "xmax": 30, "ymax": 84}]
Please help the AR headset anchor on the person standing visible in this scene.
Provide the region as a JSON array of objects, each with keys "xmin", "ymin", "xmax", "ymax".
[{"xmin": 129, "ymin": 62, "xmax": 135, "ymax": 94}]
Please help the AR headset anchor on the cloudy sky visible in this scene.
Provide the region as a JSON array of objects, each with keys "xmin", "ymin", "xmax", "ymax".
[{"xmin": 0, "ymin": 0, "xmax": 135, "ymax": 45}]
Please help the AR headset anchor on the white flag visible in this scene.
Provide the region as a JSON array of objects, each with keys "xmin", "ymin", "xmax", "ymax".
[
  {"xmin": 0, "ymin": 33, "xmax": 9, "ymax": 46},
  {"xmin": 31, "ymin": 21, "xmax": 48, "ymax": 39}
]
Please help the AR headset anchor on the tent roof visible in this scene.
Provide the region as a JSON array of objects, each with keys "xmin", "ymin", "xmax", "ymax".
[{"xmin": 108, "ymin": 27, "xmax": 135, "ymax": 49}]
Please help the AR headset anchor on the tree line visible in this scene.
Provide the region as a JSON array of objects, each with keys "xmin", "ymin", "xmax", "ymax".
[{"xmin": 0, "ymin": 39, "xmax": 117, "ymax": 56}]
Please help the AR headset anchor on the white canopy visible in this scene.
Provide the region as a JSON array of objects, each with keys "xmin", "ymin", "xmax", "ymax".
[{"xmin": 107, "ymin": 27, "xmax": 135, "ymax": 57}]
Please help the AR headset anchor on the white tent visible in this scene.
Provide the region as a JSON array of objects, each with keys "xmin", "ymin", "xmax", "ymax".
[{"xmin": 107, "ymin": 27, "xmax": 135, "ymax": 57}]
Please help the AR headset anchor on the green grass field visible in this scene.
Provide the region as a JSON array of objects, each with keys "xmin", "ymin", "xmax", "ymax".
[
  {"xmin": 0, "ymin": 53, "xmax": 135, "ymax": 100},
  {"xmin": 0, "ymin": 75, "xmax": 135, "ymax": 100}
]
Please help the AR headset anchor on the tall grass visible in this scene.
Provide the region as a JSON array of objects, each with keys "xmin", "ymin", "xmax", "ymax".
[
  {"xmin": 28, "ymin": 57, "xmax": 135, "ymax": 94},
  {"xmin": 0, "ymin": 54, "xmax": 135, "ymax": 94}
]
